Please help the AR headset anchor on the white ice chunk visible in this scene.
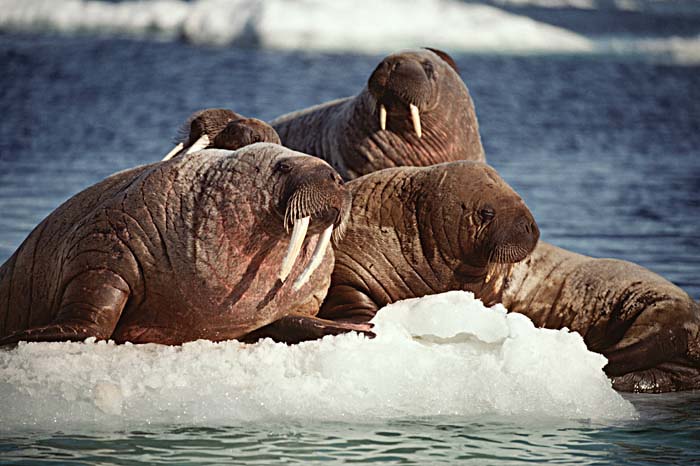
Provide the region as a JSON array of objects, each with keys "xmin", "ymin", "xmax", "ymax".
[{"xmin": 0, "ymin": 291, "xmax": 636, "ymax": 430}]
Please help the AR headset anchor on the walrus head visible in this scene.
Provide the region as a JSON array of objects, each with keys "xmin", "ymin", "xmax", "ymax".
[
  {"xmin": 213, "ymin": 118, "xmax": 281, "ymax": 150},
  {"xmin": 269, "ymin": 149, "xmax": 351, "ymax": 290},
  {"xmin": 163, "ymin": 109, "xmax": 280, "ymax": 160},
  {"xmin": 366, "ymin": 48, "xmax": 462, "ymax": 139},
  {"xmin": 414, "ymin": 162, "xmax": 539, "ymax": 281}
]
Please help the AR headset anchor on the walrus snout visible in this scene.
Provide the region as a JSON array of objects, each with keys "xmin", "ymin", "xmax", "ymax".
[
  {"xmin": 277, "ymin": 158, "xmax": 351, "ymax": 289},
  {"xmin": 281, "ymin": 164, "xmax": 349, "ymax": 231},
  {"xmin": 368, "ymin": 55, "xmax": 433, "ymax": 103},
  {"xmin": 488, "ymin": 212, "xmax": 540, "ymax": 264},
  {"xmin": 368, "ymin": 53, "xmax": 436, "ymax": 138}
]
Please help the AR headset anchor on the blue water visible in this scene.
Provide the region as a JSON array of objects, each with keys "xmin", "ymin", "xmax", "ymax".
[
  {"xmin": 1, "ymin": 396, "xmax": 699, "ymax": 465},
  {"xmin": 1, "ymin": 7, "xmax": 700, "ymax": 465}
]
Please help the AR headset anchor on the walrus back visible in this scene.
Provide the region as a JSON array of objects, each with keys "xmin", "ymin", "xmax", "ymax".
[{"xmin": 272, "ymin": 97, "xmax": 354, "ymax": 168}]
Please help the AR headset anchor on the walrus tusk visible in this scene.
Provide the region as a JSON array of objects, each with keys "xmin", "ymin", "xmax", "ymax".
[
  {"xmin": 379, "ymin": 104, "xmax": 387, "ymax": 131},
  {"xmin": 162, "ymin": 142, "xmax": 184, "ymax": 161},
  {"xmin": 185, "ymin": 134, "xmax": 210, "ymax": 154},
  {"xmin": 293, "ymin": 224, "xmax": 333, "ymax": 291},
  {"xmin": 409, "ymin": 104, "xmax": 422, "ymax": 138},
  {"xmin": 484, "ymin": 268, "xmax": 493, "ymax": 284},
  {"xmin": 279, "ymin": 216, "xmax": 310, "ymax": 282}
]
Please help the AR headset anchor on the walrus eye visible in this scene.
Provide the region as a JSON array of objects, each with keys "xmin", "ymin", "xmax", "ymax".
[
  {"xmin": 329, "ymin": 172, "xmax": 344, "ymax": 185},
  {"xmin": 275, "ymin": 161, "xmax": 292, "ymax": 173},
  {"xmin": 479, "ymin": 208, "xmax": 496, "ymax": 222},
  {"xmin": 422, "ymin": 61, "xmax": 435, "ymax": 79}
]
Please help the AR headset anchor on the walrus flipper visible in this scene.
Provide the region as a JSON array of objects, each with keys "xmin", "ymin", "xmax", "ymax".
[
  {"xmin": 603, "ymin": 298, "xmax": 700, "ymax": 392},
  {"xmin": 241, "ymin": 313, "xmax": 375, "ymax": 345},
  {"xmin": 0, "ymin": 269, "xmax": 129, "ymax": 346},
  {"xmin": 318, "ymin": 284, "xmax": 380, "ymax": 325},
  {"xmin": 610, "ymin": 363, "xmax": 700, "ymax": 393}
]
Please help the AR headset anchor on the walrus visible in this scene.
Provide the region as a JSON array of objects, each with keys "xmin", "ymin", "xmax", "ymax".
[
  {"xmin": 162, "ymin": 108, "xmax": 281, "ymax": 160},
  {"xmin": 271, "ymin": 48, "xmax": 485, "ymax": 179},
  {"xmin": 501, "ymin": 242, "xmax": 700, "ymax": 393},
  {"xmin": 0, "ymin": 143, "xmax": 369, "ymax": 346},
  {"xmin": 318, "ymin": 161, "xmax": 540, "ymax": 323},
  {"xmin": 318, "ymin": 164, "xmax": 700, "ymax": 392}
]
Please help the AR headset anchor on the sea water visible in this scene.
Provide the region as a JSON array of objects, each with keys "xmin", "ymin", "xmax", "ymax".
[{"xmin": 1, "ymin": 1, "xmax": 699, "ymax": 464}]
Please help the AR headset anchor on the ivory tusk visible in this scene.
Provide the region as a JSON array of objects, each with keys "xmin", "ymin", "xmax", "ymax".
[
  {"xmin": 409, "ymin": 103, "xmax": 422, "ymax": 138},
  {"xmin": 485, "ymin": 267, "xmax": 494, "ymax": 284},
  {"xmin": 293, "ymin": 224, "xmax": 333, "ymax": 291},
  {"xmin": 379, "ymin": 104, "xmax": 387, "ymax": 131},
  {"xmin": 162, "ymin": 142, "xmax": 184, "ymax": 161},
  {"xmin": 184, "ymin": 134, "xmax": 210, "ymax": 154},
  {"xmin": 279, "ymin": 216, "xmax": 310, "ymax": 282}
]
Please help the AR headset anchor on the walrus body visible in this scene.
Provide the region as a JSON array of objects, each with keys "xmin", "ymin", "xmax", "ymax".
[
  {"xmin": 318, "ymin": 162, "xmax": 700, "ymax": 391},
  {"xmin": 501, "ymin": 241, "xmax": 700, "ymax": 392},
  {"xmin": 272, "ymin": 49, "xmax": 485, "ymax": 179},
  {"xmin": 0, "ymin": 143, "xmax": 366, "ymax": 345},
  {"xmin": 318, "ymin": 162, "xmax": 539, "ymax": 323}
]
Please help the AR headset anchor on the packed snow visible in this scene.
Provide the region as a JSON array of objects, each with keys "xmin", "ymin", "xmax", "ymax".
[{"xmin": 0, "ymin": 291, "xmax": 636, "ymax": 430}]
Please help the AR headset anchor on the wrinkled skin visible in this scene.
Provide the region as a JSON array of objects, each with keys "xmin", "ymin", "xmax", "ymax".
[
  {"xmin": 501, "ymin": 242, "xmax": 700, "ymax": 392},
  {"xmin": 0, "ymin": 143, "xmax": 369, "ymax": 346},
  {"xmin": 318, "ymin": 162, "xmax": 539, "ymax": 323},
  {"xmin": 272, "ymin": 48, "xmax": 485, "ymax": 180},
  {"xmin": 318, "ymin": 159, "xmax": 700, "ymax": 391},
  {"xmin": 165, "ymin": 109, "xmax": 282, "ymax": 159}
]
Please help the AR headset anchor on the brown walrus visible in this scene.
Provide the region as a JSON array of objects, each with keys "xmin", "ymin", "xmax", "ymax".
[
  {"xmin": 318, "ymin": 164, "xmax": 700, "ymax": 392},
  {"xmin": 0, "ymin": 143, "xmax": 370, "ymax": 346},
  {"xmin": 501, "ymin": 242, "xmax": 700, "ymax": 393},
  {"xmin": 271, "ymin": 48, "xmax": 485, "ymax": 179},
  {"xmin": 318, "ymin": 161, "xmax": 539, "ymax": 323},
  {"xmin": 162, "ymin": 108, "xmax": 281, "ymax": 160}
]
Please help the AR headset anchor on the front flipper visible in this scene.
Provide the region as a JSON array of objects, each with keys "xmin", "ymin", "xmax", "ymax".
[
  {"xmin": 318, "ymin": 284, "xmax": 380, "ymax": 324},
  {"xmin": 611, "ymin": 361, "xmax": 700, "ymax": 393},
  {"xmin": 0, "ymin": 269, "xmax": 129, "ymax": 345},
  {"xmin": 242, "ymin": 313, "xmax": 375, "ymax": 345}
]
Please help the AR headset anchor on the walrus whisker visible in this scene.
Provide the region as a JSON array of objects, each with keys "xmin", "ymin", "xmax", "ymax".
[
  {"xmin": 279, "ymin": 216, "xmax": 310, "ymax": 282},
  {"xmin": 409, "ymin": 103, "xmax": 422, "ymax": 138},
  {"xmin": 379, "ymin": 104, "xmax": 387, "ymax": 131},
  {"xmin": 162, "ymin": 142, "xmax": 184, "ymax": 161},
  {"xmin": 185, "ymin": 134, "xmax": 210, "ymax": 154},
  {"xmin": 293, "ymin": 224, "xmax": 333, "ymax": 291}
]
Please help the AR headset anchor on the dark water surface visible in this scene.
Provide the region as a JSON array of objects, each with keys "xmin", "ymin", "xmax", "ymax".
[{"xmin": 1, "ymin": 34, "xmax": 699, "ymax": 464}]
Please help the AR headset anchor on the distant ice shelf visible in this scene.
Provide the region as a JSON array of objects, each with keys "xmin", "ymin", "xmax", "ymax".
[{"xmin": 0, "ymin": 0, "xmax": 595, "ymax": 52}]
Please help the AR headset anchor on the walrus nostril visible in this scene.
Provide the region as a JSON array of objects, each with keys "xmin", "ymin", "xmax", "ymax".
[
  {"xmin": 516, "ymin": 217, "xmax": 539, "ymax": 242},
  {"xmin": 518, "ymin": 218, "xmax": 531, "ymax": 234}
]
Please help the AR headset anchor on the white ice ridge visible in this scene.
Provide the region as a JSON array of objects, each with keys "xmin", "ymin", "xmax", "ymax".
[
  {"xmin": 0, "ymin": 291, "xmax": 636, "ymax": 430},
  {"xmin": 0, "ymin": 0, "xmax": 593, "ymax": 52}
]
